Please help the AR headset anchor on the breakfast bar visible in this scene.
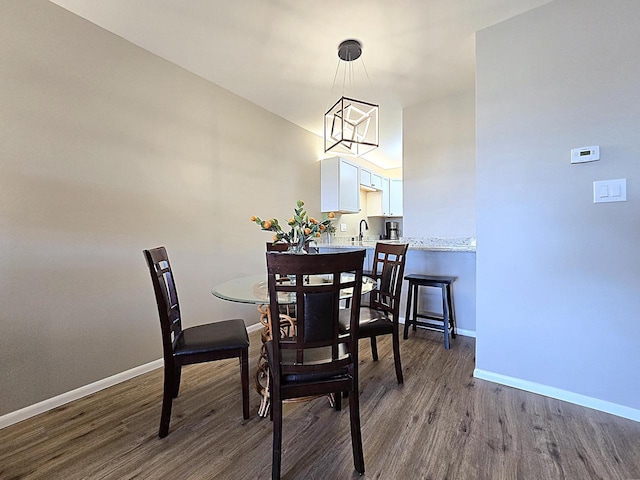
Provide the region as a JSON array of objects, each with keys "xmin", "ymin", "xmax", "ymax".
[{"xmin": 318, "ymin": 237, "xmax": 477, "ymax": 337}]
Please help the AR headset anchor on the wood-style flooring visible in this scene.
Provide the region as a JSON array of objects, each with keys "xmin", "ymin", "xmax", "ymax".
[{"xmin": 1, "ymin": 329, "xmax": 639, "ymax": 479}]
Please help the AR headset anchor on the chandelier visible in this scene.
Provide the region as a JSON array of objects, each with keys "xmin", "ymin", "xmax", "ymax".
[{"xmin": 324, "ymin": 39, "xmax": 379, "ymax": 157}]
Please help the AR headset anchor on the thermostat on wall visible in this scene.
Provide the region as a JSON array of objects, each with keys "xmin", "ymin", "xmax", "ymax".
[{"xmin": 571, "ymin": 145, "xmax": 599, "ymax": 164}]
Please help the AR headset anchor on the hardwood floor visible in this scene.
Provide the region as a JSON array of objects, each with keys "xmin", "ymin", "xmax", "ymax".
[{"xmin": 2, "ymin": 329, "xmax": 639, "ymax": 479}]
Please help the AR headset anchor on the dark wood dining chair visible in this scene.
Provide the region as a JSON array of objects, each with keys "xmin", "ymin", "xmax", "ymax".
[
  {"xmin": 265, "ymin": 250, "xmax": 366, "ymax": 480},
  {"xmin": 143, "ymin": 246, "xmax": 250, "ymax": 438},
  {"xmin": 341, "ymin": 242, "xmax": 408, "ymax": 384}
]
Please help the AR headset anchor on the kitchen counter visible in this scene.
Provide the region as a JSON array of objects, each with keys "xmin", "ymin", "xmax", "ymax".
[{"xmin": 318, "ymin": 236, "xmax": 476, "ymax": 253}]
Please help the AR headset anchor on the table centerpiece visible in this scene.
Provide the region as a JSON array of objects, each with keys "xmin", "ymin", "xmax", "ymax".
[{"xmin": 251, "ymin": 200, "xmax": 335, "ymax": 253}]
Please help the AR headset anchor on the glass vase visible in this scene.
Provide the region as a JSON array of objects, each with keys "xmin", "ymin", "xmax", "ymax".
[{"xmin": 287, "ymin": 236, "xmax": 308, "ymax": 254}]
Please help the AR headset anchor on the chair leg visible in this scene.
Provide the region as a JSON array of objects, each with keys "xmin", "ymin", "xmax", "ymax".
[
  {"xmin": 349, "ymin": 383, "xmax": 365, "ymax": 475},
  {"xmin": 172, "ymin": 366, "xmax": 181, "ymax": 398},
  {"xmin": 159, "ymin": 366, "xmax": 175, "ymax": 438},
  {"xmin": 240, "ymin": 348, "xmax": 250, "ymax": 420},
  {"xmin": 392, "ymin": 328, "xmax": 404, "ymax": 384},
  {"xmin": 271, "ymin": 392, "xmax": 283, "ymax": 480},
  {"xmin": 370, "ymin": 336, "xmax": 379, "ymax": 361},
  {"xmin": 334, "ymin": 391, "xmax": 342, "ymax": 411}
]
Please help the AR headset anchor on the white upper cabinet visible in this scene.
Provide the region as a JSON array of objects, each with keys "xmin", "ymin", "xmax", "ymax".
[
  {"xmin": 321, "ymin": 157, "xmax": 360, "ymax": 213},
  {"xmin": 360, "ymin": 168, "xmax": 372, "ymax": 188},
  {"xmin": 389, "ymin": 179, "xmax": 403, "ymax": 217},
  {"xmin": 359, "ymin": 167, "xmax": 382, "ymax": 190}
]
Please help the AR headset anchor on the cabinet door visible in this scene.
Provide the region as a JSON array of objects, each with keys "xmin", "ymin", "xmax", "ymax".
[
  {"xmin": 380, "ymin": 176, "xmax": 389, "ymax": 215},
  {"xmin": 321, "ymin": 157, "xmax": 360, "ymax": 213},
  {"xmin": 360, "ymin": 168, "xmax": 382, "ymax": 190},
  {"xmin": 389, "ymin": 179, "xmax": 403, "ymax": 216},
  {"xmin": 359, "ymin": 168, "xmax": 372, "ymax": 187},
  {"xmin": 339, "ymin": 159, "xmax": 360, "ymax": 213},
  {"xmin": 371, "ymin": 173, "xmax": 383, "ymax": 190}
]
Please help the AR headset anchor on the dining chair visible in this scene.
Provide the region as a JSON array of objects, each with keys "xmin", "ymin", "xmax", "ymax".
[
  {"xmin": 265, "ymin": 250, "xmax": 366, "ymax": 480},
  {"xmin": 143, "ymin": 246, "xmax": 250, "ymax": 438},
  {"xmin": 341, "ymin": 242, "xmax": 408, "ymax": 384}
]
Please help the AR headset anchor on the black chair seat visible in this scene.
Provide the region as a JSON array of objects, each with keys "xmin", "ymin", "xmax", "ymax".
[
  {"xmin": 174, "ymin": 319, "xmax": 249, "ymax": 357},
  {"xmin": 339, "ymin": 307, "xmax": 394, "ymax": 337}
]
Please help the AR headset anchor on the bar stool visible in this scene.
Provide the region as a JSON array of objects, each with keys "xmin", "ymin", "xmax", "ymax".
[{"xmin": 403, "ymin": 273, "xmax": 457, "ymax": 349}]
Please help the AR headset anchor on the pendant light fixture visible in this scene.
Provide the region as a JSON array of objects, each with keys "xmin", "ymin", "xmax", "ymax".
[{"xmin": 324, "ymin": 39, "xmax": 379, "ymax": 157}]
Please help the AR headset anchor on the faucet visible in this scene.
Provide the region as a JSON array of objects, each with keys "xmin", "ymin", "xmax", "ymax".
[{"xmin": 358, "ymin": 219, "xmax": 369, "ymax": 243}]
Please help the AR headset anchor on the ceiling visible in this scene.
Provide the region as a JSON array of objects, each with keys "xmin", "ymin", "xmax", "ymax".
[{"xmin": 49, "ymin": 0, "xmax": 551, "ymax": 169}]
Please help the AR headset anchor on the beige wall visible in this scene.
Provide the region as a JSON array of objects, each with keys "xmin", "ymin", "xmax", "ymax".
[
  {"xmin": 0, "ymin": 0, "xmax": 323, "ymax": 415},
  {"xmin": 403, "ymin": 91, "xmax": 476, "ymax": 237}
]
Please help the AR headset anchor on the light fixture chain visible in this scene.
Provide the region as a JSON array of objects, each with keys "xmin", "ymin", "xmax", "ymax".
[
  {"xmin": 360, "ymin": 57, "xmax": 376, "ymax": 99},
  {"xmin": 325, "ymin": 58, "xmax": 342, "ymax": 112}
]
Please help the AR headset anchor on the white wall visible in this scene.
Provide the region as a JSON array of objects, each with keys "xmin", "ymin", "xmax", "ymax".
[
  {"xmin": 0, "ymin": 0, "xmax": 323, "ymax": 415},
  {"xmin": 403, "ymin": 91, "xmax": 476, "ymax": 238},
  {"xmin": 476, "ymin": 0, "xmax": 640, "ymax": 417}
]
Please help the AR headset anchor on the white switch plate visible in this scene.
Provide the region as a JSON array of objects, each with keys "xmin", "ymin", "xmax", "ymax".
[
  {"xmin": 340, "ymin": 223, "xmax": 347, "ymax": 232},
  {"xmin": 593, "ymin": 178, "xmax": 627, "ymax": 203}
]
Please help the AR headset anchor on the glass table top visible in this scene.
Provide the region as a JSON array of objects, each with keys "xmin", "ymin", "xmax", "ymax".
[{"xmin": 212, "ymin": 273, "xmax": 375, "ymax": 305}]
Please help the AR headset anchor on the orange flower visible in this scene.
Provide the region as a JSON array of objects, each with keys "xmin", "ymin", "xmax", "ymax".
[
  {"xmin": 320, "ymin": 224, "xmax": 326, "ymax": 231},
  {"xmin": 263, "ymin": 220, "xmax": 272, "ymax": 229},
  {"xmin": 328, "ymin": 212, "xmax": 335, "ymax": 218},
  {"xmin": 304, "ymin": 228, "xmax": 311, "ymax": 235},
  {"xmin": 315, "ymin": 232, "xmax": 321, "ymax": 237},
  {"xmin": 250, "ymin": 216, "xmax": 256, "ymax": 222},
  {"xmin": 309, "ymin": 217, "xmax": 318, "ymax": 224},
  {"xmin": 273, "ymin": 234, "xmax": 278, "ymax": 241}
]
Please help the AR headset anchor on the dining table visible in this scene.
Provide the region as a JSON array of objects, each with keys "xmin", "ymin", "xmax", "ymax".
[{"xmin": 212, "ymin": 272, "xmax": 375, "ymax": 417}]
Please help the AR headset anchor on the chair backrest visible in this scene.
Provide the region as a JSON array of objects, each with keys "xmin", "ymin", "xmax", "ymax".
[
  {"xmin": 369, "ymin": 243, "xmax": 409, "ymax": 319},
  {"xmin": 266, "ymin": 242, "xmax": 290, "ymax": 252},
  {"xmin": 144, "ymin": 247, "xmax": 182, "ymax": 365},
  {"xmin": 266, "ymin": 250, "xmax": 366, "ymax": 379},
  {"xmin": 266, "ymin": 241, "xmax": 317, "ymax": 253}
]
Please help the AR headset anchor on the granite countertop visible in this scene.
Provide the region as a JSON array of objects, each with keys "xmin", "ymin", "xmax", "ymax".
[{"xmin": 318, "ymin": 236, "xmax": 476, "ymax": 253}]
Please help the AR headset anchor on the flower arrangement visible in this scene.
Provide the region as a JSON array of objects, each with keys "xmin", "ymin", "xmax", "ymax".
[{"xmin": 251, "ymin": 200, "xmax": 336, "ymax": 253}]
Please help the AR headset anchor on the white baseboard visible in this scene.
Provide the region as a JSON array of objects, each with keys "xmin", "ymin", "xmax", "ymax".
[
  {"xmin": 247, "ymin": 322, "xmax": 263, "ymax": 334},
  {"xmin": 1, "ymin": 325, "xmax": 266, "ymax": 431},
  {"xmin": 473, "ymin": 368, "xmax": 640, "ymax": 423},
  {"xmin": 0, "ymin": 359, "xmax": 163, "ymax": 430}
]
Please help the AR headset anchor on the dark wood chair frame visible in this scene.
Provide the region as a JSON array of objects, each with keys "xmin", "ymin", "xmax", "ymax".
[
  {"xmin": 356, "ymin": 242, "xmax": 409, "ymax": 384},
  {"xmin": 265, "ymin": 250, "xmax": 366, "ymax": 480},
  {"xmin": 266, "ymin": 241, "xmax": 318, "ymax": 253},
  {"xmin": 144, "ymin": 246, "xmax": 250, "ymax": 438}
]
